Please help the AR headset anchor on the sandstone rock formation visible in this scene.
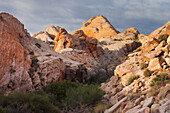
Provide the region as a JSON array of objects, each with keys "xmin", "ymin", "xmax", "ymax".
[
  {"xmin": 101, "ymin": 22, "xmax": 170, "ymax": 113},
  {"xmin": 80, "ymin": 16, "xmax": 120, "ymax": 39},
  {"xmin": 0, "ymin": 13, "xmax": 86, "ymax": 93},
  {"xmin": 32, "ymin": 25, "xmax": 61, "ymax": 48},
  {"xmin": 0, "ymin": 12, "xmax": 32, "ymax": 93}
]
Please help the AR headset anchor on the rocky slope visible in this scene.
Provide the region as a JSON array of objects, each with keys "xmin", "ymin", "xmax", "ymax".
[{"xmin": 102, "ymin": 22, "xmax": 170, "ymax": 113}]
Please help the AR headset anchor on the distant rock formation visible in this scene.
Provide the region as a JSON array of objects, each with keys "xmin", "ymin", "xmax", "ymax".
[
  {"xmin": 32, "ymin": 25, "xmax": 61, "ymax": 48},
  {"xmin": 80, "ymin": 16, "xmax": 120, "ymax": 39}
]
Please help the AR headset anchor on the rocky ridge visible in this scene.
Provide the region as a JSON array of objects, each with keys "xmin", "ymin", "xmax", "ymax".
[{"xmin": 102, "ymin": 22, "xmax": 170, "ymax": 113}]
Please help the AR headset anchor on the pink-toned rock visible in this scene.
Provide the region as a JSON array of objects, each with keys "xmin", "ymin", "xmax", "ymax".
[
  {"xmin": 158, "ymin": 84, "xmax": 170, "ymax": 99},
  {"xmin": 167, "ymin": 36, "xmax": 170, "ymax": 44},
  {"xmin": 148, "ymin": 58, "xmax": 162, "ymax": 71},
  {"xmin": 151, "ymin": 104, "xmax": 160, "ymax": 113},
  {"xmin": 125, "ymin": 105, "xmax": 142, "ymax": 113},
  {"xmin": 0, "ymin": 12, "xmax": 31, "ymax": 80},
  {"xmin": 159, "ymin": 100, "xmax": 170, "ymax": 113},
  {"xmin": 143, "ymin": 96, "xmax": 154, "ymax": 107},
  {"xmin": 122, "ymin": 101, "xmax": 135, "ymax": 113},
  {"xmin": 45, "ymin": 25, "xmax": 61, "ymax": 37},
  {"xmin": 165, "ymin": 58, "xmax": 170, "ymax": 66}
]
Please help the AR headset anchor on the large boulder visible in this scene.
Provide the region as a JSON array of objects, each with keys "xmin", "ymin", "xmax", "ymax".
[
  {"xmin": 124, "ymin": 27, "xmax": 139, "ymax": 36},
  {"xmin": 148, "ymin": 58, "xmax": 162, "ymax": 71}
]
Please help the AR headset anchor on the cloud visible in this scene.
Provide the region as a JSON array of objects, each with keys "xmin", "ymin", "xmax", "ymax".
[{"xmin": 0, "ymin": 0, "xmax": 170, "ymax": 35}]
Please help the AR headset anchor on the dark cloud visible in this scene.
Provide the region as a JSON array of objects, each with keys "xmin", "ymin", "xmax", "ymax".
[{"xmin": 0, "ymin": 0, "xmax": 170, "ymax": 35}]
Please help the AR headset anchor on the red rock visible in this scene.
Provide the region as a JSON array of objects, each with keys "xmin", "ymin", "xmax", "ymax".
[{"xmin": 0, "ymin": 12, "xmax": 31, "ymax": 80}]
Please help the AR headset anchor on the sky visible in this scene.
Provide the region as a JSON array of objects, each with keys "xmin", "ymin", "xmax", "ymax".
[{"xmin": 0, "ymin": 0, "xmax": 170, "ymax": 35}]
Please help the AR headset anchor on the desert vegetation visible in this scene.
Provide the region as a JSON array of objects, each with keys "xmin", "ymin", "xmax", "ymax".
[{"xmin": 0, "ymin": 81, "xmax": 104, "ymax": 113}]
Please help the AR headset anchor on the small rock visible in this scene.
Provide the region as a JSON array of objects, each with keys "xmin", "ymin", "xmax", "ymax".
[
  {"xmin": 104, "ymin": 96, "xmax": 127, "ymax": 113},
  {"xmin": 165, "ymin": 58, "xmax": 170, "ymax": 66},
  {"xmin": 143, "ymin": 97, "xmax": 154, "ymax": 107},
  {"xmin": 122, "ymin": 101, "xmax": 135, "ymax": 113},
  {"xmin": 159, "ymin": 100, "xmax": 170, "ymax": 113},
  {"xmin": 167, "ymin": 36, "xmax": 170, "ymax": 44},
  {"xmin": 125, "ymin": 105, "xmax": 142, "ymax": 113},
  {"xmin": 151, "ymin": 104, "xmax": 160, "ymax": 113},
  {"xmin": 135, "ymin": 96, "xmax": 145, "ymax": 105},
  {"xmin": 145, "ymin": 107, "xmax": 151, "ymax": 113},
  {"xmin": 148, "ymin": 58, "xmax": 162, "ymax": 71},
  {"xmin": 158, "ymin": 84, "xmax": 170, "ymax": 99}
]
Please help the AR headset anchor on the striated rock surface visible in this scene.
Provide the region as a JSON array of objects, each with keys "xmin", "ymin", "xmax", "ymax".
[{"xmin": 0, "ymin": 12, "xmax": 32, "ymax": 93}]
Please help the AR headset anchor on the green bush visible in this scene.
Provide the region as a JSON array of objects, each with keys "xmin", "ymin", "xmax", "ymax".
[
  {"xmin": 0, "ymin": 81, "xmax": 104, "ymax": 112},
  {"xmin": 44, "ymin": 81, "xmax": 80, "ymax": 102},
  {"xmin": 150, "ymin": 73, "xmax": 169, "ymax": 88},
  {"xmin": 88, "ymin": 74, "xmax": 109, "ymax": 84},
  {"xmin": 158, "ymin": 34, "xmax": 168, "ymax": 42},
  {"xmin": 29, "ymin": 51, "xmax": 34, "ymax": 55},
  {"xmin": 44, "ymin": 81, "xmax": 104, "ymax": 109},
  {"xmin": 127, "ymin": 75, "xmax": 140, "ymax": 85},
  {"xmin": 139, "ymin": 62, "xmax": 148, "ymax": 70},
  {"xmin": 0, "ymin": 92, "xmax": 60, "ymax": 113},
  {"xmin": 64, "ymin": 84, "xmax": 104, "ymax": 108},
  {"xmin": 0, "ymin": 106, "xmax": 8, "ymax": 113},
  {"xmin": 144, "ymin": 69, "xmax": 152, "ymax": 77},
  {"xmin": 9, "ymin": 66, "xmax": 16, "ymax": 74}
]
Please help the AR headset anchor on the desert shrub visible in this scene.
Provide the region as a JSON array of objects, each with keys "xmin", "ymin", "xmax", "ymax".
[
  {"xmin": 158, "ymin": 34, "xmax": 168, "ymax": 42},
  {"xmin": 0, "ymin": 92, "xmax": 60, "ymax": 113},
  {"xmin": 44, "ymin": 81, "xmax": 80, "ymax": 102},
  {"xmin": 0, "ymin": 106, "xmax": 8, "ymax": 113},
  {"xmin": 44, "ymin": 81, "xmax": 104, "ymax": 109},
  {"xmin": 150, "ymin": 73, "xmax": 169, "ymax": 89},
  {"xmin": 148, "ymin": 73, "xmax": 169, "ymax": 97},
  {"xmin": 127, "ymin": 75, "xmax": 140, "ymax": 85},
  {"xmin": 29, "ymin": 51, "xmax": 34, "ymax": 55},
  {"xmin": 9, "ymin": 66, "xmax": 16, "ymax": 74},
  {"xmin": 93, "ymin": 103, "xmax": 109, "ymax": 113},
  {"xmin": 29, "ymin": 56, "xmax": 39, "ymax": 76},
  {"xmin": 64, "ymin": 84, "xmax": 104, "ymax": 108},
  {"xmin": 144, "ymin": 69, "xmax": 152, "ymax": 77},
  {"xmin": 35, "ymin": 43, "xmax": 41, "ymax": 48},
  {"xmin": 88, "ymin": 74, "xmax": 109, "ymax": 84},
  {"xmin": 139, "ymin": 62, "xmax": 148, "ymax": 70}
]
